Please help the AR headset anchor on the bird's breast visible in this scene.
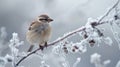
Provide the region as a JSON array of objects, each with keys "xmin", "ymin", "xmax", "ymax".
[{"xmin": 26, "ymin": 24, "xmax": 51, "ymax": 45}]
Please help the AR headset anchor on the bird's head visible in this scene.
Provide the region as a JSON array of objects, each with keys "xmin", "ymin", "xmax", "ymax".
[{"xmin": 38, "ymin": 14, "xmax": 53, "ymax": 23}]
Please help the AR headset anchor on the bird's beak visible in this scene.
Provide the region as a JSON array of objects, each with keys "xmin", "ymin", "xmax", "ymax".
[{"xmin": 48, "ymin": 18, "xmax": 53, "ymax": 22}]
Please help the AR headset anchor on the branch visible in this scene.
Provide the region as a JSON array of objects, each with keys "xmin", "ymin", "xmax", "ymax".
[
  {"xmin": 15, "ymin": 0, "xmax": 120, "ymax": 66},
  {"xmin": 98, "ymin": 0, "xmax": 120, "ymax": 23}
]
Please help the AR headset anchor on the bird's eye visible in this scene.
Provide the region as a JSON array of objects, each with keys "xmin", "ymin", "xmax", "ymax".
[{"xmin": 39, "ymin": 19, "xmax": 48, "ymax": 21}]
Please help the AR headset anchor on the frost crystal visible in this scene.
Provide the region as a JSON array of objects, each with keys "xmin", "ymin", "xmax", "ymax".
[
  {"xmin": 9, "ymin": 33, "xmax": 24, "ymax": 56},
  {"xmin": 73, "ymin": 57, "xmax": 81, "ymax": 67},
  {"xmin": 110, "ymin": 21, "xmax": 120, "ymax": 49},
  {"xmin": 77, "ymin": 42, "xmax": 87, "ymax": 53},
  {"xmin": 90, "ymin": 53, "xmax": 101, "ymax": 64},
  {"xmin": 115, "ymin": 20, "xmax": 120, "ymax": 27},
  {"xmin": 52, "ymin": 45, "xmax": 63, "ymax": 55},
  {"xmin": 90, "ymin": 53, "xmax": 110, "ymax": 67},
  {"xmin": 71, "ymin": 40, "xmax": 87, "ymax": 53},
  {"xmin": 9, "ymin": 33, "xmax": 24, "ymax": 47},
  {"xmin": 103, "ymin": 37, "xmax": 113, "ymax": 46},
  {"xmin": 40, "ymin": 61, "xmax": 50, "ymax": 67},
  {"xmin": 62, "ymin": 62, "xmax": 70, "ymax": 67},
  {"xmin": 5, "ymin": 54, "xmax": 13, "ymax": 62},
  {"xmin": 8, "ymin": 32, "xmax": 24, "ymax": 66},
  {"xmin": 86, "ymin": 18, "xmax": 97, "ymax": 28}
]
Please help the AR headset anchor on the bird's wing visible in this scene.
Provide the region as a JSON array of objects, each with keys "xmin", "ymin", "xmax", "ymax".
[
  {"xmin": 28, "ymin": 21, "xmax": 36, "ymax": 30},
  {"xmin": 28, "ymin": 21, "xmax": 46, "ymax": 33}
]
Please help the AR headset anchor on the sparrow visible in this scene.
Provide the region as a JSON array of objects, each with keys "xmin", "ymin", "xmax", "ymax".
[{"xmin": 26, "ymin": 14, "xmax": 53, "ymax": 52}]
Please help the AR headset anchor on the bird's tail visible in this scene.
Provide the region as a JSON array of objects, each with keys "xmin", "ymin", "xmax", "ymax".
[{"xmin": 27, "ymin": 45, "xmax": 34, "ymax": 52}]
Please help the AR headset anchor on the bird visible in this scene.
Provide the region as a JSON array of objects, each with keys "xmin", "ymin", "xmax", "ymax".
[{"xmin": 26, "ymin": 14, "xmax": 53, "ymax": 52}]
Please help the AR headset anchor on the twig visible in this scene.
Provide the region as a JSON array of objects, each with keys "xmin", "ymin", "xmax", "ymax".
[
  {"xmin": 15, "ymin": 0, "xmax": 120, "ymax": 66},
  {"xmin": 98, "ymin": 0, "xmax": 120, "ymax": 23},
  {"xmin": 15, "ymin": 26, "xmax": 86, "ymax": 66},
  {"xmin": 15, "ymin": 48, "xmax": 40, "ymax": 66}
]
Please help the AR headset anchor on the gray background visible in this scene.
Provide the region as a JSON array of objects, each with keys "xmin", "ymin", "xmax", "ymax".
[{"xmin": 0, "ymin": 0, "xmax": 120, "ymax": 67}]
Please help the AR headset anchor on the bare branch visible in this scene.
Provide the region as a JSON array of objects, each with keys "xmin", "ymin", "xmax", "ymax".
[{"xmin": 15, "ymin": 0, "xmax": 120, "ymax": 66}]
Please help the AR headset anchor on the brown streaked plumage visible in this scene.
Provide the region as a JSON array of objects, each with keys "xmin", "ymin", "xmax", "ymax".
[{"xmin": 26, "ymin": 14, "xmax": 53, "ymax": 52}]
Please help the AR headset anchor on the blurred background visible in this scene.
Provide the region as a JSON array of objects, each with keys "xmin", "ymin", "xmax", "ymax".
[{"xmin": 0, "ymin": 0, "xmax": 120, "ymax": 67}]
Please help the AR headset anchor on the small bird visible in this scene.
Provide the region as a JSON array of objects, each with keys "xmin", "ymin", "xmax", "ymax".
[{"xmin": 26, "ymin": 14, "xmax": 53, "ymax": 52}]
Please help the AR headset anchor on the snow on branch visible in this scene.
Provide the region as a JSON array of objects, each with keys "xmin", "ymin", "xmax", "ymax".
[
  {"xmin": 15, "ymin": 0, "xmax": 120, "ymax": 66},
  {"xmin": 97, "ymin": 0, "xmax": 120, "ymax": 23}
]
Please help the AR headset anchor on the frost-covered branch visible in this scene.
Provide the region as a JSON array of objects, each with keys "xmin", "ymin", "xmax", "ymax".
[
  {"xmin": 15, "ymin": 0, "xmax": 120, "ymax": 66},
  {"xmin": 9, "ymin": 33, "xmax": 24, "ymax": 67},
  {"xmin": 97, "ymin": 0, "xmax": 120, "ymax": 23},
  {"xmin": 15, "ymin": 0, "xmax": 120, "ymax": 67}
]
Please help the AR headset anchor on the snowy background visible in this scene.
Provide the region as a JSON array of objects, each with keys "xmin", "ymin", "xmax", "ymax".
[{"xmin": 0, "ymin": 0, "xmax": 120, "ymax": 67}]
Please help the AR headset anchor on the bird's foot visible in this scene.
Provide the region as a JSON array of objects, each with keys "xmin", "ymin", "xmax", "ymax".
[
  {"xmin": 39, "ymin": 42, "xmax": 48, "ymax": 50},
  {"xmin": 44, "ymin": 42, "xmax": 48, "ymax": 48},
  {"xmin": 39, "ymin": 45, "xmax": 44, "ymax": 51}
]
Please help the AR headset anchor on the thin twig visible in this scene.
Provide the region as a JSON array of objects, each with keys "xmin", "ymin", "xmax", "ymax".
[
  {"xmin": 15, "ymin": 48, "xmax": 40, "ymax": 66},
  {"xmin": 15, "ymin": 0, "xmax": 120, "ymax": 66},
  {"xmin": 98, "ymin": 0, "xmax": 120, "ymax": 23},
  {"xmin": 15, "ymin": 26, "xmax": 86, "ymax": 66}
]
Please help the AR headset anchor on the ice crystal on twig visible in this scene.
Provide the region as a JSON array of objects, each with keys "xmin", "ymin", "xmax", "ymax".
[
  {"xmin": 9, "ymin": 32, "xmax": 24, "ymax": 67},
  {"xmin": 73, "ymin": 57, "xmax": 81, "ymax": 67},
  {"xmin": 110, "ymin": 20, "xmax": 120, "ymax": 49}
]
